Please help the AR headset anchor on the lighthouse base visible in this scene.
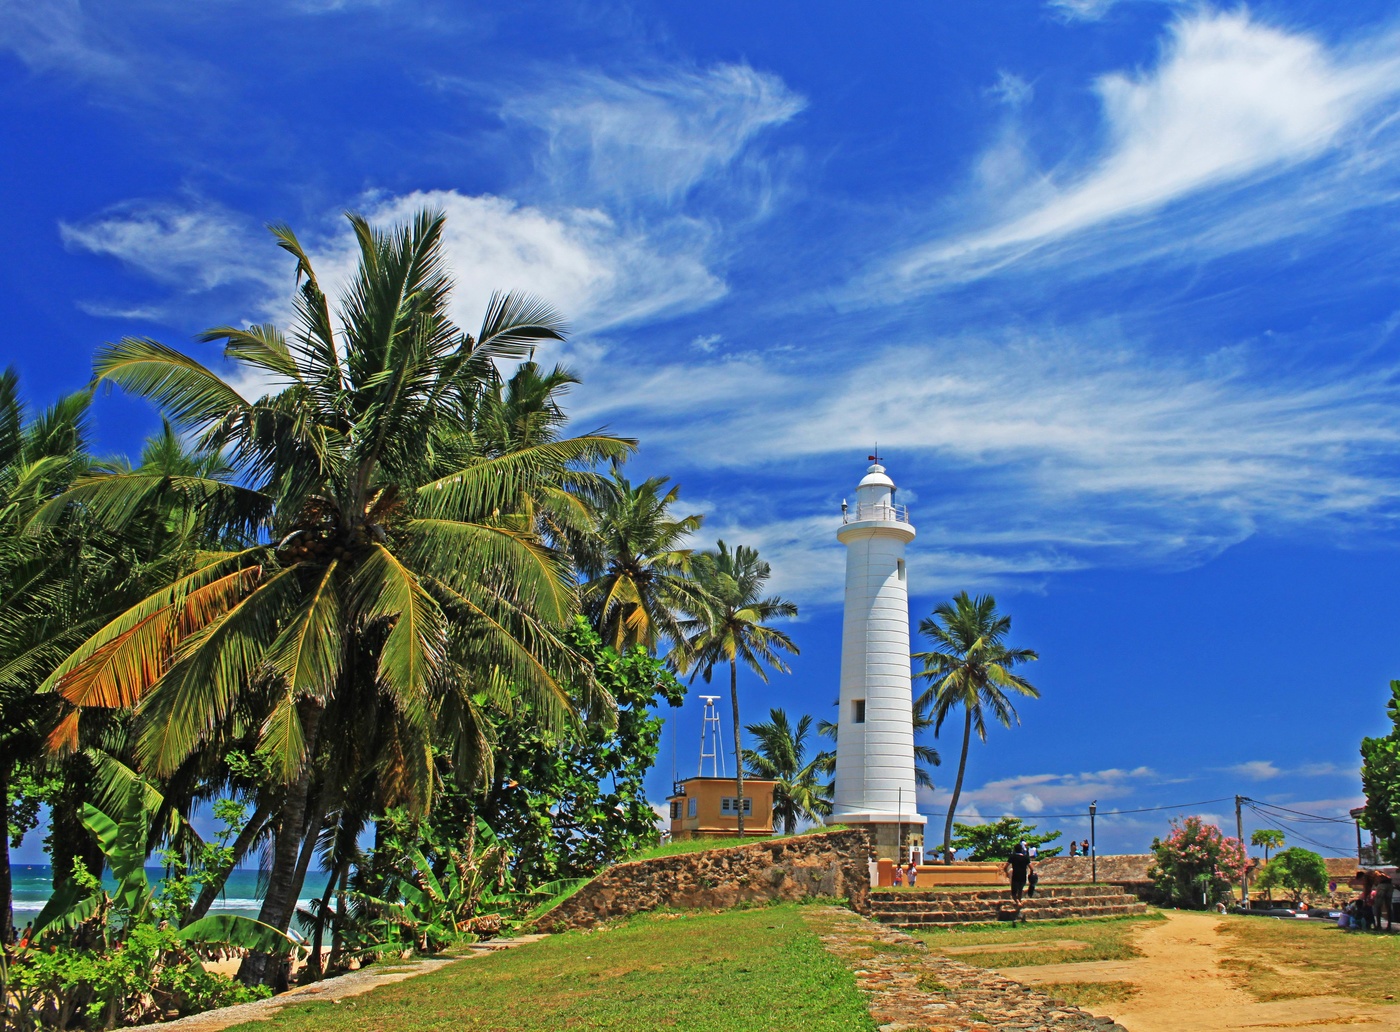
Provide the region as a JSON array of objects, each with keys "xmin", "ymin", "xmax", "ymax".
[{"xmin": 827, "ymin": 814, "xmax": 927, "ymax": 863}]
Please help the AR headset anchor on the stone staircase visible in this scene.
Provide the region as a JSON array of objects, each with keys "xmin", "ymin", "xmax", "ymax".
[{"xmin": 867, "ymin": 883, "xmax": 1148, "ymax": 928}]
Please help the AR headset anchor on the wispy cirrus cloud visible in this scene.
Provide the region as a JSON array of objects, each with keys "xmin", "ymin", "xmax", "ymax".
[
  {"xmin": 872, "ymin": 10, "xmax": 1400, "ymax": 294},
  {"xmin": 498, "ymin": 63, "xmax": 805, "ymax": 210}
]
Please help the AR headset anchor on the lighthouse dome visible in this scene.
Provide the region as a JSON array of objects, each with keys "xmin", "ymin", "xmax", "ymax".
[{"xmin": 857, "ymin": 463, "xmax": 894, "ymax": 490}]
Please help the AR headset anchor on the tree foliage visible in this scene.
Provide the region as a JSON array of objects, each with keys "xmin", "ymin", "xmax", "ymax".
[
  {"xmin": 1360, "ymin": 680, "xmax": 1400, "ymax": 864},
  {"xmin": 1254, "ymin": 847, "xmax": 1328, "ymax": 903},
  {"xmin": 743, "ymin": 708, "xmax": 832, "ymax": 836},
  {"xmin": 1149, "ymin": 816, "xmax": 1247, "ymax": 908},
  {"xmin": 474, "ymin": 618, "xmax": 685, "ymax": 888},
  {"xmin": 949, "ymin": 817, "xmax": 1062, "ymax": 861}
]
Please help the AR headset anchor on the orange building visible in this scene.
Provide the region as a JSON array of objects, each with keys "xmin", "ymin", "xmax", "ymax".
[{"xmin": 666, "ymin": 776, "xmax": 778, "ymax": 840}]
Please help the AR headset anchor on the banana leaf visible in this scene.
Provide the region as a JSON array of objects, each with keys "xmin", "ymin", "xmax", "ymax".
[
  {"xmin": 31, "ymin": 881, "xmax": 102, "ymax": 937},
  {"xmin": 177, "ymin": 914, "xmax": 306, "ymax": 956}
]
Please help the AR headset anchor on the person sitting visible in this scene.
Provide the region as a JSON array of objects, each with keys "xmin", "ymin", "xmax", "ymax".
[{"xmin": 1069, "ymin": 840, "xmax": 1078, "ymax": 857}]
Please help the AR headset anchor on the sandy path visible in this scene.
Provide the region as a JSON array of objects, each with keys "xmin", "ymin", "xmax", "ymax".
[{"xmin": 1005, "ymin": 911, "xmax": 1399, "ymax": 1032}]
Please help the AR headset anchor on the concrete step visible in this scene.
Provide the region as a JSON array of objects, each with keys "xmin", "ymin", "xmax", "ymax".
[{"xmin": 869, "ymin": 891, "xmax": 1141, "ymax": 913}]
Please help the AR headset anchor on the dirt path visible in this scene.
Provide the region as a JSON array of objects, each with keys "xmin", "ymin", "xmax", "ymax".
[{"xmin": 1006, "ymin": 911, "xmax": 1399, "ymax": 1031}]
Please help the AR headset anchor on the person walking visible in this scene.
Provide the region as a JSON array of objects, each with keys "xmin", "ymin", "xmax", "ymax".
[{"xmin": 1005, "ymin": 844, "xmax": 1031, "ymax": 905}]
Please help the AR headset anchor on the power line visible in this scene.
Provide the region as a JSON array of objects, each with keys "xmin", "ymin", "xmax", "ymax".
[
  {"xmin": 1243, "ymin": 799, "xmax": 1355, "ymax": 825},
  {"xmin": 958, "ymin": 796, "xmax": 1236, "ymax": 822}
]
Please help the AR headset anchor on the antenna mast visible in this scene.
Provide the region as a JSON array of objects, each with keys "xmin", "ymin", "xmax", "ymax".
[{"xmin": 698, "ymin": 695, "xmax": 725, "ymax": 777}]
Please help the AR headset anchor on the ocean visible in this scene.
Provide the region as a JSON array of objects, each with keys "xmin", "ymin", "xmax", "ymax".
[{"xmin": 9, "ymin": 865, "xmax": 318, "ymax": 923}]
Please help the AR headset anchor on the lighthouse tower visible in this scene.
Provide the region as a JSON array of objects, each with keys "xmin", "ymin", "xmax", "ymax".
[{"xmin": 827, "ymin": 461, "xmax": 925, "ymax": 860}]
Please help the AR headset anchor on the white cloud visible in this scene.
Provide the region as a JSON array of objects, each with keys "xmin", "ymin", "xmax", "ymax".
[
  {"xmin": 886, "ymin": 11, "xmax": 1400, "ymax": 289},
  {"xmin": 925, "ymin": 766, "xmax": 1161, "ymax": 816},
  {"xmin": 988, "ymin": 71, "xmax": 1033, "ymax": 107},
  {"xmin": 347, "ymin": 191, "xmax": 725, "ymax": 332},
  {"xmin": 60, "ymin": 200, "xmax": 279, "ymax": 293},
  {"xmin": 1229, "ymin": 760, "xmax": 1282, "ymax": 781},
  {"xmin": 501, "ymin": 63, "xmax": 805, "ymax": 208}
]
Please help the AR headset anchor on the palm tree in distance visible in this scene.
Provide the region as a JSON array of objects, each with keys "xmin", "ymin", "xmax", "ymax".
[
  {"xmin": 583, "ymin": 471, "xmax": 704, "ymax": 653},
  {"xmin": 38, "ymin": 210, "xmax": 632, "ymax": 983},
  {"xmin": 673, "ymin": 541, "xmax": 798, "ymax": 837},
  {"xmin": 1251, "ymin": 828, "xmax": 1285, "ymax": 861},
  {"xmin": 744, "ymin": 708, "xmax": 832, "ymax": 835},
  {"xmin": 914, "ymin": 591, "xmax": 1039, "ymax": 863}
]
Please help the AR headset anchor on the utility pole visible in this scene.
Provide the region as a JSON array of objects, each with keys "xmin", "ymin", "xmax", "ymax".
[
  {"xmin": 1236, "ymin": 795, "xmax": 1248, "ymax": 908},
  {"xmin": 1090, "ymin": 800, "xmax": 1097, "ymax": 883}
]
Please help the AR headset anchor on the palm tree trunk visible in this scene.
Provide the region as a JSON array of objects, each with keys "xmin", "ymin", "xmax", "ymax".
[
  {"xmin": 238, "ymin": 704, "xmax": 322, "ymax": 987},
  {"xmin": 183, "ymin": 798, "xmax": 274, "ymax": 926},
  {"xmin": 309, "ymin": 858, "xmax": 342, "ymax": 979},
  {"xmin": 730, "ymin": 660, "xmax": 744, "ymax": 838},
  {"xmin": 941, "ymin": 708, "xmax": 973, "ymax": 863}
]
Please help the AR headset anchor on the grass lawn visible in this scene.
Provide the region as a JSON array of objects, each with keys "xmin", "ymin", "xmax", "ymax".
[
  {"xmin": 910, "ymin": 913, "xmax": 1164, "ymax": 969},
  {"xmin": 1216, "ymin": 916, "xmax": 1400, "ymax": 1005},
  {"xmin": 1037, "ymin": 981, "xmax": 1140, "ymax": 1009},
  {"xmin": 228, "ymin": 904, "xmax": 875, "ymax": 1032}
]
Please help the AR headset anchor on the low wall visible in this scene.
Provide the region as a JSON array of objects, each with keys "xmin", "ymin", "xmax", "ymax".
[{"xmin": 533, "ymin": 828, "xmax": 873, "ymax": 932}]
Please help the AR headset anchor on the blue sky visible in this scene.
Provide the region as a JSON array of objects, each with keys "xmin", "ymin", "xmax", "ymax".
[{"xmin": 5, "ymin": 0, "xmax": 1400, "ymax": 860}]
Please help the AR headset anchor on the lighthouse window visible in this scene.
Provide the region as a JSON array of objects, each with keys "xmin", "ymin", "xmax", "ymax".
[
  {"xmin": 897, "ymin": 559, "xmax": 906, "ymax": 581},
  {"xmin": 670, "ymin": 801, "xmax": 681, "ymax": 819},
  {"xmin": 721, "ymin": 797, "xmax": 753, "ymax": 815},
  {"xmin": 853, "ymin": 699, "xmax": 866, "ymax": 724},
  {"xmin": 687, "ymin": 798, "xmax": 698, "ymax": 818}
]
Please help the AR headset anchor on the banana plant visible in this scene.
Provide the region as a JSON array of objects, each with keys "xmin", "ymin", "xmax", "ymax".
[{"xmin": 31, "ymin": 780, "xmax": 301, "ymax": 958}]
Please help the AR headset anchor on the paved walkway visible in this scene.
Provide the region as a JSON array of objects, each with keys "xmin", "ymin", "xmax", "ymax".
[
  {"xmin": 160, "ymin": 936, "xmax": 546, "ymax": 1031},
  {"xmin": 803, "ymin": 907, "xmax": 1125, "ymax": 1032},
  {"xmin": 1007, "ymin": 911, "xmax": 1400, "ymax": 1031}
]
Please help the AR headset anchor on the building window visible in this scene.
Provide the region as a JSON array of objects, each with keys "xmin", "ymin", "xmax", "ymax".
[
  {"xmin": 853, "ymin": 699, "xmax": 866, "ymax": 724},
  {"xmin": 720, "ymin": 797, "xmax": 753, "ymax": 815},
  {"xmin": 897, "ymin": 558, "xmax": 905, "ymax": 581},
  {"xmin": 670, "ymin": 801, "xmax": 681, "ymax": 819},
  {"xmin": 687, "ymin": 798, "xmax": 697, "ymax": 818}
]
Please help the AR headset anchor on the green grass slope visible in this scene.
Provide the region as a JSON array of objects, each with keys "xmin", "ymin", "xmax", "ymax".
[{"xmin": 231, "ymin": 904, "xmax": 875, "ymax": 1032}]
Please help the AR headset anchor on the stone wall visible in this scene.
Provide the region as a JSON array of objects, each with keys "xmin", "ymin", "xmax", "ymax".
[
  {"xmin": 1035, "ymin": 853, "xmax": 1154, "ymax": 896},
  {"xmin": 533, "ymin": 828, "xmax": 873, "ymax": 932}
]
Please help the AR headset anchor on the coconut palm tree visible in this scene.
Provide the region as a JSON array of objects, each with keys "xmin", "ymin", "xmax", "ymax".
[
  {"xmin": 914, "ymin": 592, "xmax": 1038, "ymax": 863},
  {"xmin": 672, "ymin": 541, "xmax": 797, "ymax": 837},
  {"xmin": 37, "ymin": 209, "xmax": 631, "ymax": 982},
  {"xmin": 743, "ymin": 708, "xmax": 831, "ymax": 835},
  {"xmin": 583, "ymin": 472, "xmax": 703, "ymax": 653}
]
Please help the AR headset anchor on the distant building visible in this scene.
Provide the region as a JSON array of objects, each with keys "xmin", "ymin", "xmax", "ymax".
[{"xmin": 667, "ymin": 776, "xmax": 777, "ymax": 840}]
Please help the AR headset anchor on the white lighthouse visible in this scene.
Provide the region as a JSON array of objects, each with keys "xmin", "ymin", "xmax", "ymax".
[{"xmin": 827, "ymin": 461, "xmax": 925, "ymax": 860}]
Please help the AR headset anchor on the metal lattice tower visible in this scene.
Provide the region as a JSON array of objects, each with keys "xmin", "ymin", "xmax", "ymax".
[{"xmin": 698, "ymin": 695, "xmax": 725, "ymax": 777}]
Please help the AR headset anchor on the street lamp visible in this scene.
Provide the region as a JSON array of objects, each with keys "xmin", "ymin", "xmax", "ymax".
[{"xmin": 1090, "ymin": 800, "xmax": 1097, "ymax": 883}]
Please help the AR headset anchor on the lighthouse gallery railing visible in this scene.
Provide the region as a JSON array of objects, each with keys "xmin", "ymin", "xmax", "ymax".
[{"xmin": 842, "ymin": 502, "xmax": 912, "ymax": 525}]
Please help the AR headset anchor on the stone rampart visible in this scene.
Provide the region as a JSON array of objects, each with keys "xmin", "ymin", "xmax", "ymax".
[{"xmin": 533, "ymin": 828, "xmax": 873, "ymax": 932}]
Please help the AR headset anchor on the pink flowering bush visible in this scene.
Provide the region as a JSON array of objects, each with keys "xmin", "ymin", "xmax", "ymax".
[{"xmin": 1148, "ymin": 816, "xmax": 1247, "ymax": 908}]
